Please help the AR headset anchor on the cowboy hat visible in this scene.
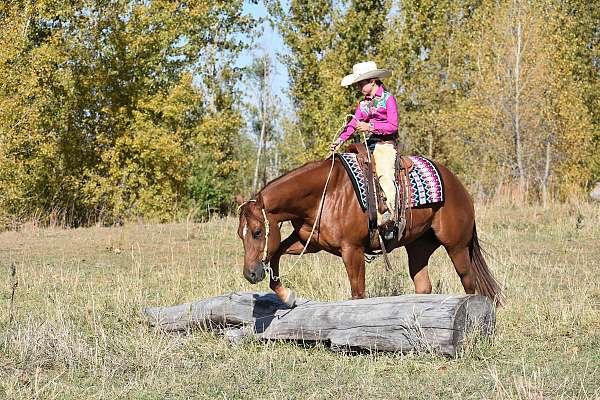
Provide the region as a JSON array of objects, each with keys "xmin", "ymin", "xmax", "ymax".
[{"xmin": 340, "ymin": 61, "xmax": 391, "ymax": 87}]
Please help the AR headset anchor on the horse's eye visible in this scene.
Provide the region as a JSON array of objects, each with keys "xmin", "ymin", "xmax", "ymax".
[{"xmin": 253, "ymin": 230, "xmax": 262, "ymax": 239}]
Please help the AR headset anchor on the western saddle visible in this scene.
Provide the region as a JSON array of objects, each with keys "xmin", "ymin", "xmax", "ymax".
[{"xmin": 346, "ymin": 143, "xmax": 413, "ymax": 251}]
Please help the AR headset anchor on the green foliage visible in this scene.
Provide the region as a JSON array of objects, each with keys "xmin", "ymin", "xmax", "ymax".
[
  {"xmin": 188, "ymin": 68, "xmax": 243, "ymax": 220},
  {"xmin": 188, "ymin": 153, "xmax": 235, "ymax": 219},
  {"xmin": 551, "ymin": 0, "xmax": 600, "ymax": 187},
  {"xmin": 272, "ymin": 0, "xmax": 391, "ymax": 163},
  {"xmin": 431, "ymin": 0, "xmax": 596, "ymax": 200},
  {"xmin": 0, "ymin": 0, "xmax": 255, "ymax": 225},
  {"xmin": 0, "ymin": 0, "xmax": 596, "ymax": 226},
  {"xmin": 270, "ymin": 0, "xmax": 597, "ymax": 201},
  {"xmin": 382, "ymin": 0, "xmax": 598, "ymax": 200},
  {"xmin": 383, "ymin": 0, "xmax": 485, "ymax": 160},
  {"xmin": 270, "ymin": 0, "xmax": 335, "ymax": 162},
  {"xmin": 243, "ymin": 54, "xmax": 281, "ymax": 195}
]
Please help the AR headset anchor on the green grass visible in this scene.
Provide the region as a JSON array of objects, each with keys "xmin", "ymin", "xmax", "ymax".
[{"xmin": 1, "ymin": 203, "xmax": 599, "ymax": 399}]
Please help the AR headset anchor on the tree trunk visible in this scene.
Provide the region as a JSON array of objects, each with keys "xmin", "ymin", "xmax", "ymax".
[
  {"xmin": 514, "ymin": 11, "xmax": 525, "ymax": 199},
  {"xmin": 252, "ymin": 60, "xmax": 269, "ymax": 194},
  {"xmin": 542, "ymin": 139, "xmax": 551, "ymax": 207},
  {"xmin": 252, "ymin": 123, "xmax": 265, "ymax": 194}
]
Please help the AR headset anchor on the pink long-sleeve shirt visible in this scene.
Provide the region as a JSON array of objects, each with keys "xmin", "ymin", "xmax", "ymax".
[{"xmin": 339, "ymin": 85, "xmax": 398, "ymax": 142}]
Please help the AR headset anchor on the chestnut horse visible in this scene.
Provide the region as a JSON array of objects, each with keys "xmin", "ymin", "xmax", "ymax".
[{"xmin": 236, "ymin": 155, "xmax": 503, "ymax": 307}]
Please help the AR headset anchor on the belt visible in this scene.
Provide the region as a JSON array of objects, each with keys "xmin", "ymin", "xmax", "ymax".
[{"xmin": 367, "ymin": 134, "xmax": 397, "ymax": 144}]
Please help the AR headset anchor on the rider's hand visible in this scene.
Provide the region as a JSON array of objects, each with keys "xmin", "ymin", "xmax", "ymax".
[
  {"xmin": 356, "ymin": 121, "xmax": 371, "ymax": 132},
  {"xmin": 330, "ymin": 138, "xmax": 343, "ymax": 152}
]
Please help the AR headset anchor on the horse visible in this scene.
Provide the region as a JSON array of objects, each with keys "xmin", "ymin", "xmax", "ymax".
[{"xmin": 236, "ymin": 154, "xmax": 503, "ymax": 307}]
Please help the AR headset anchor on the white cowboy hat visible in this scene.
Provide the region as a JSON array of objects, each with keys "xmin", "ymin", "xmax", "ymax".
[{"xmin": 340, "ymin": 61, "xmax": 391, "ymax": 87}]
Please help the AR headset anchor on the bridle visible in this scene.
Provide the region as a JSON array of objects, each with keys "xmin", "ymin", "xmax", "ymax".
[{"xmin": 238, "ymin": 200, "xmax": 270, "ymax": 264}]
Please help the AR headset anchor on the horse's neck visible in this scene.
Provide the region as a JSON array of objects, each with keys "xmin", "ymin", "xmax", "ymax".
[{"xmin": 260, "ymin": 160, "xmax": 333, "ymax": 222}]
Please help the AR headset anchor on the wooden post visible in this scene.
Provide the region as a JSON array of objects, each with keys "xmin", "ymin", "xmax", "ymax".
[{"xmin": 144, "ymin": 292, "xmax": 495, "ymax": 356}]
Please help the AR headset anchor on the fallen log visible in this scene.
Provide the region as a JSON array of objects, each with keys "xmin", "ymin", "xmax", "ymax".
[{"xmin": 144, "ymin": 292, "xmax": 495, "ymax": 356}]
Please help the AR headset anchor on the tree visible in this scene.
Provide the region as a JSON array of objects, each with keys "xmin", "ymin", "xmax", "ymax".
[
  {"xmin": 271, "ymin": 0, "xmax": 391, "ymax": 164},
  {"xmin": 383, "ymin": 0, "xmax": 484, "ymax": 161},
  {"xmin": 0, "ymin": 0, "xmax": 257, "ymax": 224},
  {"xmin": 188, "ymin": 54, "xmax": 246, "ymax": 220},
  {"xmin": 269, "ymin": 0, "xmax": 335, "ymax": 162},
  {"xmin": 434, "ymin": 0, "xmax": 596, "ymax": 202},
  {"xmin": 245, "ymin": 53, "xmax": 280, "ymax": 194}
]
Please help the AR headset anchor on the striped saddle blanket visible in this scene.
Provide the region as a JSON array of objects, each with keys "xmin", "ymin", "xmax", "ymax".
[{"xmin": 338, "ymin": 153, "xmax": 445, "ymax": 211}]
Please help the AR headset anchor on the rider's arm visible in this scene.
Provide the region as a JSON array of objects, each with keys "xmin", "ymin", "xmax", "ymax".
[
  {"xmin": 338, "ymin": 102, "xmax": 367, "ymax": 142},
  {"xmin": 370, "ymin": 94, "xmax": 398, "ymax": 135}
]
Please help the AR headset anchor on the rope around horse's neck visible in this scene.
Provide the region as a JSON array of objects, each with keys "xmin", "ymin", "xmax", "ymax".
[{"xmin": 264, "ymin": 114, "xmax": 356, "ymax": 283}]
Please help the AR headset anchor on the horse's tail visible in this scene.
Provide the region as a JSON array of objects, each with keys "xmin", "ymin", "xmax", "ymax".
[{"xmin": 469, "ymin": 224, "xmax": 504, "ymax": 307}]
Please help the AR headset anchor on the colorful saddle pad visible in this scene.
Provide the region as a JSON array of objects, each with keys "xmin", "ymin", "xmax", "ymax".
[{"xmin": 338, "ymin": 153, "xmax": 444, "ymax": 210}]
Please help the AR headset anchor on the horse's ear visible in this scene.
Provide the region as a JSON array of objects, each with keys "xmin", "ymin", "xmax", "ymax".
[{"xmin": 234, "ymin": 194, "xmax": 245, "ymax": 206}]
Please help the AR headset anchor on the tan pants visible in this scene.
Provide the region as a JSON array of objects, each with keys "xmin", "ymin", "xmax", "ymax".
[{"xmin": 372, "ymin": 143, "xmax": 397, "ymax": 221}]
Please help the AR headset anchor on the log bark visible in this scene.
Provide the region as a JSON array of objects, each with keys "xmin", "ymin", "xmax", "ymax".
[{"xmin": 144, "ymin": 292, "xmax": 495, "ymax": 356}]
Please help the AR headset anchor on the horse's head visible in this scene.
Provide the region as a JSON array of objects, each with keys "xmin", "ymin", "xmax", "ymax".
[{"xmin": 236, "ymin": 198, "xmax": 280, "ymax": 284}]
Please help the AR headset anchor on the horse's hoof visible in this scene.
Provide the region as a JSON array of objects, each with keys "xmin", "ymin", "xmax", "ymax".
[{"xmin": 284, "ymin": 290, "xmax": 297, "ymax": 308}]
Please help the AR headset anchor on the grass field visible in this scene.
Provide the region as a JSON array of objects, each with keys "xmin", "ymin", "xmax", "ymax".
[{"xmin": 1, "ymin": 203, "xmax": 599, "ymax": 399}]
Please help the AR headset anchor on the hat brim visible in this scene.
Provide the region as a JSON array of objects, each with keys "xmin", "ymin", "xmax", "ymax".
[{"xmin": 341, "ymin": 69, "xmax": 391, "ymax": 87}]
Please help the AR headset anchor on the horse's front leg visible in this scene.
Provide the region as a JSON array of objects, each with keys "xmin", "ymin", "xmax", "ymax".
[
  {"xmin": 341, "ymin": 245, "xmax": 366, "ymax": 299},
  {"xmin": 269, "ymin": 231, "xmax": 316, "ymax": 307}
]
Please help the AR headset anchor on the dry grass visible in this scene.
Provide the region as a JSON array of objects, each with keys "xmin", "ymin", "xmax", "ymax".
[{"xmin": 1, "ymin": 203, "xmax": 599, "ymax": 399}]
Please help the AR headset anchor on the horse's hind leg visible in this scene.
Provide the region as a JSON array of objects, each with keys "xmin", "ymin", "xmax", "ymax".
[
  {"xmin": 444, "ymin": 245, "xmax": 476, "ymax": 294},
  {"xmin": 405, "ymin": 230, "xmax": 441, "ymax": 294}
]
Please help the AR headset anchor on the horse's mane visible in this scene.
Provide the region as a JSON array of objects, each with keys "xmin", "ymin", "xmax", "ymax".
[
  {"xmin": 239, "ymin": 159, "xmax": 331, "ymax": 221},
  {"xmin": 256, "ymin": 158, "xmax": 333, "ymax": 197}
]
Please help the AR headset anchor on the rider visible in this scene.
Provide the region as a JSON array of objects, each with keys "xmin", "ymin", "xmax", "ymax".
[{"xmin": 330, "ymin": 61, "xmax": 398, "ymax": 231}]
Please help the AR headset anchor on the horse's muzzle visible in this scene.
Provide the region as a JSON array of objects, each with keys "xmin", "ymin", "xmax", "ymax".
[{"xmin": 244, "ymin": 262, "xmax": 266, "ymax": 284}]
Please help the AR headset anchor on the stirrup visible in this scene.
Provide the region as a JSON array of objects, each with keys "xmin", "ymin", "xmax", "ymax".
[
  {"xmin": 381, "ymin": 226, "xmax": 395, "ymax": 241},
  {"xmin": 383, "ymin": 227, "xmax": 395, "ymax": 241},
  {"xmin": 379, "ymin": 218, "xmax": 396, "ymax": 241}
]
